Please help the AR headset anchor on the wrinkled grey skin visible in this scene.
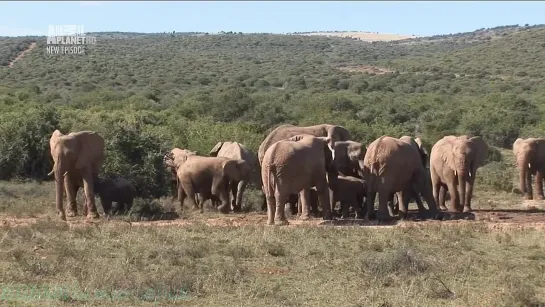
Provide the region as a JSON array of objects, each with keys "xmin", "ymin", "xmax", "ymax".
[
  {"xmin": 261, "ymin": 134, "xmax": 337, "ymax": 225},
  {"xmin": 363, "ymin": 136, "xmax": 438, "ymax": 222},
  {"xmin": 163, "ymin": 148, "xmax": 198, "ymax": 199},
  {"xmin": 513, "ymin": 138, "xmax": 545, "ymax": 200},
  {"xmin": 209, "ymin": 141, "xmax": 257, "ymax": 212},
  {"xmin": 334, "ymin": 175, "xmax": 367, "ymax": 219},
  {"xmin": 177, "ymin": 156, "xmax": 249, "ymax": 214},
  {"xmin": 258, "ymin": 124, "xmax": 354, "ymax": 212},
  {"xmin": 390, "ymin": 136, "xmax": 430, "ymax": 215},
  {"xmin": 95, "ymin": 177, "xmax": 136, "ymax": 215},
  {"xmin": 430, "ymin": 135, "xmax": 488, "ymax": 213}
]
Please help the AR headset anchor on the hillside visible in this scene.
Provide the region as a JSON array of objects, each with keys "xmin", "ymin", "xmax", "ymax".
[
  {"xmin": 0, "ymin": 25, "xmax": 544, "ymax": 194},
  {"xmin": 293, "ymin": 31, "xmax": 417, "ymax": 42}
]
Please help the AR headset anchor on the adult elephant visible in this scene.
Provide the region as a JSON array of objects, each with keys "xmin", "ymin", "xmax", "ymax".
[
  {"xmin": 363, "ymin": 136, "xmax": 438, "ymax": 221},
  {"xmin": 47, "ymin": 130, "xmax": 105, "ymax": 221},
  {"xmin": 177, "ymin": 156, "xmax": 250, "ymax": 214},
  {"xmin": 209, "ymin": 141, "xmax": 257, "ymax": 212},
  {"xmin": 258, "ymin": 124, "xmax": 354, "ymax": 211},
  {"xmin": 164, "ymin": 148, "xmax": 198, "ymax": 199},
  {"xmin": 430, "ymin": 135, "xmax": 488, "ymax": 213},
  {"xmin": 261, "ymin": 134, "xmax": 337, "ymax": 225},
  {"xmin": 513, "ymin": 138, "xmax": 545, "ymax": 200},
  {"xmin": 390, "ymin": 136, "xmax": 430, "ymax": 214}
]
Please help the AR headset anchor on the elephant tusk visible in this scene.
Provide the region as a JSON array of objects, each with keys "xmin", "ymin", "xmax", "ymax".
[
  {"xmin": 469, "ymin": 171, "xmax": 472, "ymax": 178},
  {"xmin": 454, "ymin": 170, "xmax": 457, "ymax": 176},
  {"xmin": 529, "ymin": 163, "xmax": 532, "ymax": 169}
]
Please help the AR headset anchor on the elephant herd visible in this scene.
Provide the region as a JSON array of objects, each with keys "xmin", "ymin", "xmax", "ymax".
[{"xmin": 45, "ymin": 125, "xmax": 545, "ymax": 225}]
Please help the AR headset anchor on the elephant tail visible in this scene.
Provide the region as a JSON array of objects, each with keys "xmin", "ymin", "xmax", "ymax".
[
  {"xmin": 262, "ymin": 165, "xmax": 276, "ymax": 197},
  {"xmin": 368, "ymin": 136, "xmax": 385, "ymax": 176}
]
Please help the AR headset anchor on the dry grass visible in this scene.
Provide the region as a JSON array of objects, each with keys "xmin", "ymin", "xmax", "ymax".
[
  {"xmin": 1, "ymin": 146, "xmax": 545, "ymax": 305},
  {"xmin": 1, "ymin": 214, "xmax": 545, "ymax": 306}
]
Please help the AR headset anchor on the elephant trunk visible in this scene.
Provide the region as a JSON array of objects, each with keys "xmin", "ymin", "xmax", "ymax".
[
  {"xmin": 53, "ymin": 151, "xmax": 66, "ymax": 220},
  {"xmin": 235, "ymin": 180, "xmax": 248, "ymax": 211},
  {"xmin": 516, "ymin": 153, "xmax": 529, "ymax": 194},
  {"xmin": 456, "ymin": 159, "xmax": 468, "ymax": 212}
]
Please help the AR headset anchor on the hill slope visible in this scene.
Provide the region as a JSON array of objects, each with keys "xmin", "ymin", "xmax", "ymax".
[{"xmin": 0, "ymin": 25, "xmax": 543, "ymax": 187}]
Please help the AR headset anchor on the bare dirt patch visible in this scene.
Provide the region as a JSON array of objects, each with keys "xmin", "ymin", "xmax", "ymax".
[
  {"xmin": 336, "ymin": 64, "xmax": 395, "ymax": 75},
  {"xmin": 8, "ymin": 42, "xmax": 36, "ymax": 68},
  {"xmin": 3, "ymin": 208, "xmax": 545, "ymax": 231}
]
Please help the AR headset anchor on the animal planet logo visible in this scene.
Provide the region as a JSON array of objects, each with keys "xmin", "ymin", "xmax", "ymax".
[{"xmin": 45, "ymin": 24, "xmax": 96, "ymax": 55}]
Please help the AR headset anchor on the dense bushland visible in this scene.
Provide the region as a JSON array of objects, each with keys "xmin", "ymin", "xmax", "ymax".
[{"xmin": 1, "ymin": 24, "xmax": 544, "ymax": 198}]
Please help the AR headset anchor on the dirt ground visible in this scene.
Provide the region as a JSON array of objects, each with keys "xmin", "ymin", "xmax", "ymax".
[
  {"xmin": 7, "ymin": 42, "xmax": 36, "ymax": 68},
  {"xmin": 3, "ymin": 207, "xmax": 545, "ymax": 231}
]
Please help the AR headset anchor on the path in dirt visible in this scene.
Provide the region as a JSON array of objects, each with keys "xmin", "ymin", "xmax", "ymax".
[
  {"xmin": 8, "ymin": 42, "xmax": 37, "ymax": 68},
  {"xmin": 3, "ymin": 209, "xmax": 545, "ymax": 231}
]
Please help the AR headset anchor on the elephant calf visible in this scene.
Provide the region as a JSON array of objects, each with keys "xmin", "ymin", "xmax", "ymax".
[
  {"xmin": 95, "ymin": 177, "xmax": 136, "ymax": 215},
  {"xmin": 333, "ymin": 175, "xmax": 366, "ymax": 219},
  {"xmin": 177, "ymin": 156, "xmax": 249, "ymax": 214}
]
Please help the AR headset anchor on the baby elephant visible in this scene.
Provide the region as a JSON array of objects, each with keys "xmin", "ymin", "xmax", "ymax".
[
  {"xmin": 332, "ymin": 175, "xmax": 366, "ymax": 219},
  {"xmin": 95, "ymin": 177, "xmax": 136, "ymax": 215}
]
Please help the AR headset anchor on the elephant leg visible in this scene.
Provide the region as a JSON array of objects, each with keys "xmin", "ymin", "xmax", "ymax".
[
  {"xmin": 299, "ymin": 189, "xmax": 311, "ymax": 220},
  {"xmin": 193, "ymin": 193, "xmax": 201, "ymax": 210},
  {"xmin": 229, "ymin": 181, "xmax": 238, "ymax": 212},
  {"xmin": 535, "ymin": 170, "xmax": 544, "ymax": 200},
  {"xmin": 290, "ymin": 196, "xmax": 299, "ymax": 216},
  {"xmin": 390, "ymin": 193, "xmax": 399, "ymax": 216},
  {"xmin": 266, "ymin": 193, "xmax": 276, "ymax": 225},
  {"xmin": 101, "ymin": 196, "xmax": 112, "ymax": 215},
  {"xmin": 261, "ymin": 188, "xmax": 268, "ymax": 212},
  {"xmin": 216, "ymin": 184, "xmax": 231, "ymax": 214},
  {"xmin": 82, "ymin": 170, "xmax": 99, "ymax": 219},
  {"xmin": 64, "ymin": 176, "xmax": 78, "ymax": 217},
  {"xmin": 234, "ymin": 180, "xmax": 247, "ymax": 212},
  {"xmin": 366, "ymin": 188, "xmax": 377, "ymax": 220},
  {"xmin": 446, "ymin": 181, "xmax": 459, "ymax": 212},
  {"xmin": 525, "ymin": 170, "xmax": 534, "ymax": 200},
  {"xmin": 274, "ymin": 191, "xmax": 289, "ymax": 226},
  {"xmin": 438, "ymin": 185, "xmax": 447, "ymax": 211},
  {"xmin": 433, "ymin": 181, "xmax": 445, "ymax": 211},
  {"xmin": 411, "ymin": 183, "xmax": 426, "ymax": 214},
  {"xmin": 341, "ymin": 200, "xmax": 350, "ymax": 219},
  {"xmin": 295, "ymin": 194, "xmax": 302, "ymax": 217},
  {"xmin": 377, "ymin": 191, "xmax": 393, "ymax": 222},
  {"xmin": 464, "ymin": 179, "xmax": 475, "ymax": 213},
  {"xmin": 317, "ymin": 185, "xmax": 333, "ymax": 221},
  {"xmin": 177, "ymin": 182, "xmax": 187, "ymax": 213},
  {"xmin": 397, "ymin": 190, "xmax": 410, "ymax": 220}
]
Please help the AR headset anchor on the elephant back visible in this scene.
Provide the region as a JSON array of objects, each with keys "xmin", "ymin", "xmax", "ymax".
[
  {"xmin": 364, "ymin": 136, "xmax": 420, "ymax": 176},
  {"xmin": 258, "ymin": 124, "xmax": 351, "ymax": 165}
]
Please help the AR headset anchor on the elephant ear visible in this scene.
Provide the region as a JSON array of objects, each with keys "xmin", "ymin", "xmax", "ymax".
[
  {"xmin": 222, "ymin": 159, "xmax": 244, "ymax": 182},
  {"xmin": 346, "ymin": 142, "xmax": 364, "ymax": 162},
  {"xmin": 470, "ymin": 136, "xmax": 489, "ymax": 167},
  {"xmin": 327, "ymin": 125, "xmax": 351, "ymax": 143},
  {"xmin": 513, "ymin": 138, "xmax": 524, "ymax": 156},
  {"xmin": 75, "ymin": 131, "xmax": 105, "ymax": 172},
  {"xmin": 435, "ymin": 137, "xmax": 456, "ymax": 172},
  {"xmin": 49, "ymin": 130, "xmax": 64, "ymax": 152},
  {"xmin": 209, "ymin": 142, "xmax": 224, "ymax": 157},
  {"xmin": 163, "ymin": 151, "xmax": 175, "ymax": 169}
]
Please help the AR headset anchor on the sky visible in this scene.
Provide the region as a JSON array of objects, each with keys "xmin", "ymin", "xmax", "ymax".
[{"xmin": 0, "ymin": 1, "xmax": 543, "ymax": 37}]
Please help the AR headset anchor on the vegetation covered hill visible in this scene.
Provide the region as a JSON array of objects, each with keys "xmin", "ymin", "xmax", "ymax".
[{"xmin": 0, "ymin": 24, "xmax": 543, "ymax": 198}]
